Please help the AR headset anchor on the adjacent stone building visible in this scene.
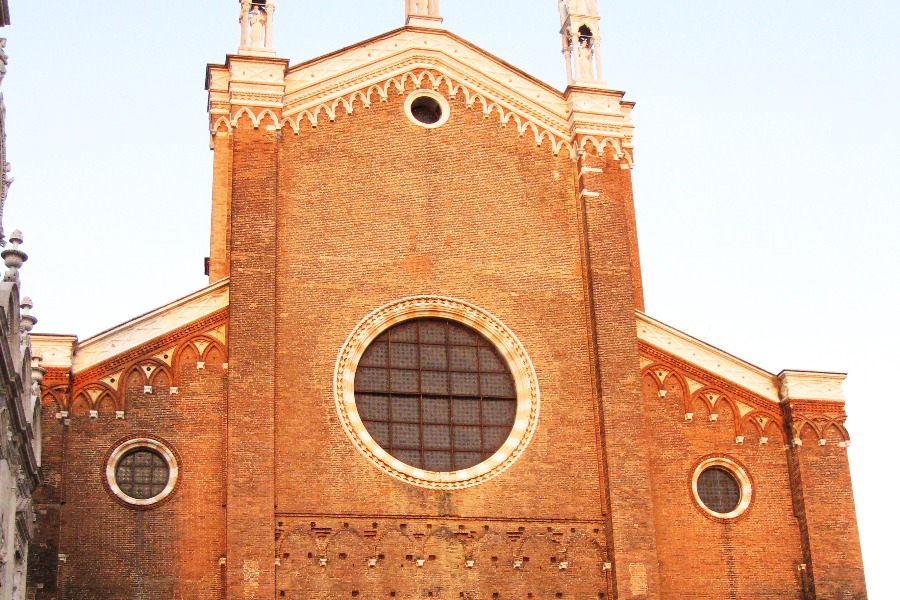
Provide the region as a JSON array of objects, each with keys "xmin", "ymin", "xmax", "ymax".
[
  {"xmin": 0, "ymin": 4, "xmax": 45, "ymax": 599},
  {"xmin": 27, "ymin": 1, "xmax": 867, "ymax": 598}
]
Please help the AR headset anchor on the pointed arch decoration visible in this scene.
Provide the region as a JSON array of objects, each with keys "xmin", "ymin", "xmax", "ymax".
[{"xmin": 219, "ymin": 68, "xmax": 584, "ymax": 159}]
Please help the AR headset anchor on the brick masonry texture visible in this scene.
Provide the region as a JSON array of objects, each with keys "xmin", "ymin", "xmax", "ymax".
[{"xmin": 26, "ymin": 70, "xmax": 867, "ymax": 599}]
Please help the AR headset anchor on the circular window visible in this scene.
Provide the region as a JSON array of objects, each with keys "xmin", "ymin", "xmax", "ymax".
[
  {"xmin": 106, "ymin": 438, "xmax": 179, "ymax": 507},
  {"xmin": 404, "ymin": 91, "xmax": 450, "ymax": 128},
  {"xmin": 335, "ymin": 296, "xmax": 540, "ymax": 489},
  {"xmin": 691, "ymin": 457, "xmax": 752, "ymax": 520},
  {"xmin": 355, "ymin": 318, "xmax": 517, "ymax": 472},
  {"xmin": 116, "ymin": 449, "xmax": 169, "ymax": 499}
]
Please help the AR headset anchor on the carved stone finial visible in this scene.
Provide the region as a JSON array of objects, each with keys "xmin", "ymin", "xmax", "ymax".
[
  {"xmin": 1, "ymin": 229, "xmax": 25, "ymax": 281},
  {"xmin": 238, "ymin": 0, "xmax": 276, "ymax": 55},
  {"xmin": 406, "ymin": 0, "xmax": 442, "ymax": 29},
  {"xmin": 20, "ymin": 296, "xmax": 36, "ymax": 334},
  {"xmin": 0, "ymin": 39, "xmax": 7, "ymax": 87}
]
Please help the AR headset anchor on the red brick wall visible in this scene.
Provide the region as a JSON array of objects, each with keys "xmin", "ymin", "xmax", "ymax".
[
  {"xmin": 639, "ymin": 351, "xmax": 806, "ymax": 599},
  {"xmin": 29, "ymin": 330, "xmax": 227, "ymax": 600},
  {"xmin": 27, "ymin": 64, "xmax": 868, "ymax": 600},
  {"xmin": 270, "ymin": 78, "xmax": 611, "ymax": 596},
  {"xmin": 579, "ymin": 146, "xmax": 661, "ymax": 598},
  {"xmin": 226, "ymin": 123, "xmax": 279, "ymax": 599},
  {"xmin": 27, "ymin": 369, "xmax": 69, "ymax": 598},
  {"xmin": 791, "ymin": 405, "xmax": 867, "ymax": 598}
]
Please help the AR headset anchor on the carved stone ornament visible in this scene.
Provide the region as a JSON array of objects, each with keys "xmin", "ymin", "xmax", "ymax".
[
  {"xmin": 239, "ymin": 0, "xmax": 276, "ymax": 55},
  {"xmin": 407, "ymin": 0, "xmax": 438, "ymax": 18},
  {"xmin": 334, "ymin": 296, "xmax": 540, "ymax": 489}
]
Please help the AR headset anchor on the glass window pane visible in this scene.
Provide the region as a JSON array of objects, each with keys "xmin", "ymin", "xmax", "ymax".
[
  {"xmin": 419, "ymin": 320, "xmax": 446, "ymax": 344},
  {"xmin": 697, "ymin": 467, "xmax": 741, "ymax": 514},
  {"xmin": 453, "ymin": 426, "xmax": 481, "ymax": 451},
  {"xmin": 448, "ymin": 326, "xmax": 482, "ymax": 346},
  {"xmin": 390, "ymin": 369, "xmax": 419, "ymax": 394},
  {"xmin": 422, "ymin": 425, "xmax": 451, "ymax": 450},
  {"xmin": 392, "ymin": 423, "xmax": 421, "ymax": 449},
  {"xmin": 390, "ymin": 322, "xmax": 418, "ymax": 343},
  {"xmin": 449, "ymin": 346, "xmax": 478, "ymax": 371},
  {"xmin": 454, "ymin": 452, "xmax": 483, "ymax": 470},
  {"xmin": 481, "ymin": 373, "xmax": 515, "ymax": 397},
  {"xmin": 357, "ymin": 394, "xmax": 390, "ymax": 421},
  {"xmin": 423, "ymin": 451, "xmax": 452, "ymax": 472},
  {"xmin": 355, "ymin": 318, "xmax": 519, "ymax": 473},
  {"xmin": 450, "ymin": 372, "xmax": 479, "ymax": 396},
  {"xmin": 390, "ymin": 343, "xmax": 419, "ymax": 369},
  {"xmin": 451, "ymin": 399, "xmax": 480, "ymax": 425},
  {"xmin": 359, "ymin": 341, "xmax": 388, "ymax": 367},
  {"xmin": 365, "ymin": 421, "xmax": 390, "ymax": 447},
  {"xmin": 422, "ymin": 398, "xmax": 450, "ymax": 424},
  {"xmin": 482, "ymin": 400, "xmax": 516, "ymax": 426},
  {"xmin": 355, "ymin": 367, "xmax": 389, "ymax": 393},
  {"xmin": 421, "ymin": 371, "xmax": 449, "ymax": 395},
  {"xmin": 478, "ymin": 347, "xmax": 507, "ymax": 373},
  {"xmin": 391, "ymin": 396, "xmax": 419, "ymax": 422},
  {"xmin": 115, "ymin": 449, "xmax": 170, "ymax": 500},
  {"xmin": 483, "ymin": 426, "xmax": 510, "ymax": 452},
  {"xmin": 420, "ymin": 345, "xmax": 448, "ymax": 370},
  {"xmin": 393, "ymin": 449, "xmax": 421, "ymax": 467}
]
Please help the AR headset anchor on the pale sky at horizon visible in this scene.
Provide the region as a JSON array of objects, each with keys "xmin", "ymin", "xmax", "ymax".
[{"xmin": 4, "ymin": 1, "xmax": 898, "ymax": 595}]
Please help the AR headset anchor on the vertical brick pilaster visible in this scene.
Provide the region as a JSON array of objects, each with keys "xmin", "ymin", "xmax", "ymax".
[
  {"xmin": 209, "ymin": 132, "xmax": 233, "ymax": 283},
  {"xmin": 618, "ymin": 155, "xmax": 644, "ymax": 312},
  {"xmin": 579, "ymin": 147, "xmax": 660, "ymax": 599},
  {"xmin": 226, "ymin": 124, "xmax": 278, "ymax": 600},
  {"xmin": 782, "ymin": 383, "xmax": 867, "ymax": 599},
  {"xmin": 26, "ymin": 336, "xmax": 75, "ymax": 600}
]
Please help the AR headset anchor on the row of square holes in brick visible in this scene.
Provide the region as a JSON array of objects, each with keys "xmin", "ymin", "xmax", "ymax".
[
  {"xmin": 280, "ymin": 593, "xmax": 581, "ymax": 599},
  {"xmin": 302, "ymin": 552, "xmax": 576, "ymax": 569}
]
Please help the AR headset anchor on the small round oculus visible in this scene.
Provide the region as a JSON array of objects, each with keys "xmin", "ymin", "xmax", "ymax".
[
  {"xmin": 691, "ymin": 457, "xmax": 752, "ymax": 520},
  {"xmin": 106, "ymin": 438, "xmax": 179, "ymax": 507},
  {"xmin": 405, "ymin": 91, "xmax": 450, "ymax": 128}
]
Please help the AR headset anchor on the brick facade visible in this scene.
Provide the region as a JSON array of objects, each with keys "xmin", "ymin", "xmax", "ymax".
[{"xmin": 26, "ymin": 17, "xmax": 866, "ymax": 600}]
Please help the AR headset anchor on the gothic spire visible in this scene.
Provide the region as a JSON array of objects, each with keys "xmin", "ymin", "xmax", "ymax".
[
  {"xmin": 238, "ymin": 0, "xmax": 276, "ymax": 56},
  {"xmin": 558, "ymin": 0, "xmax": 606, "ymax": 87}
]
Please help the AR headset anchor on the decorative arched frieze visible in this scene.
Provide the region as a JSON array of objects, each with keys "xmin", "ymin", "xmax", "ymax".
[
  {"xmin": 639, "ymin": 344, "xmax": 781, "ymax": 419},
  {"xmin": 221, "ymin": 68, "xmax": 579, "ymax": 158},
  {"xmin": 741, "ymin": 410, "xmax": 785, "ymax": 443},
  {"xmin": 576, "ymin": 135, "xmax": 635, "ymax": 170},
  {"xmin": 42, "ymin": 386, "xmax": 68, "ymax": 413},
  {"xmin": 325, "ymin": 528, "xmax": 371, "ymax": 565},
  {"xmin": 579, "ymin": 135, "xmax": 622, "ymax": 160},
  {"xmin": 640, "ymin": 356, "xmax": 789, "ymax": 442},
  {"xmin": 233, "ymin": 106, "xmax": 281, "ymax": 130},
  {"xmin": 790, "ymin": 415, "xmax": 850, "ymax": 446},
  {"xmin": 69, "ymin": 392, "xmax": 91, "ymax": 416},
  {"xmin": 275, "ymin": 526, "xmax": 322, "ymax": 558},
  {"xmin": 65, "ymin": 331, "xmax": 225, "ymax": 422},
  {"xmin": 69, "ymin": 382, "xmax": 122, "ymax": 414},
  {"xmin": 212, "ymin": 116, "xmax": 233, "ymax": 134}
]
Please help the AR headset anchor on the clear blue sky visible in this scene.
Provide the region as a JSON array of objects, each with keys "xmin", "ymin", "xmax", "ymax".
[{"xmin": 5, "ymin": 1, "xmax": 899, "ymax": 595}]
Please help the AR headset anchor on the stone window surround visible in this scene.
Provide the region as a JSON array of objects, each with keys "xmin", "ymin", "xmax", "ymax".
[
  {"xmin": 404, "ymin": 90, "xmax": 451, "ymax": 129},
  {"xmin": 691, "ymin": 456, "xmax": 753, "ymax": 521},
  {"xmin": 335, "ymin": 296, "xmax": 540, "ymax": 490},
  {"xmin": 105, "ymin": 437, "xmax": 179, "ymax": 508}
]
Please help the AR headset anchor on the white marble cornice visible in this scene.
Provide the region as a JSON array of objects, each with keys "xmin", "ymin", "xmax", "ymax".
[
  {"xmin": 72, "ymin": 279, "xmax": 230, "ymax": 374},
  {"xmin": 636, "ymin": 311, "xmax": 780, "ymax": 402},
  {"xmin": 778, "ymin": 370, "xmax": 847, "ymax": 403},
  {"xmin": 30, "ymin": 335, "xmax": 77, "ymax": 370}
]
